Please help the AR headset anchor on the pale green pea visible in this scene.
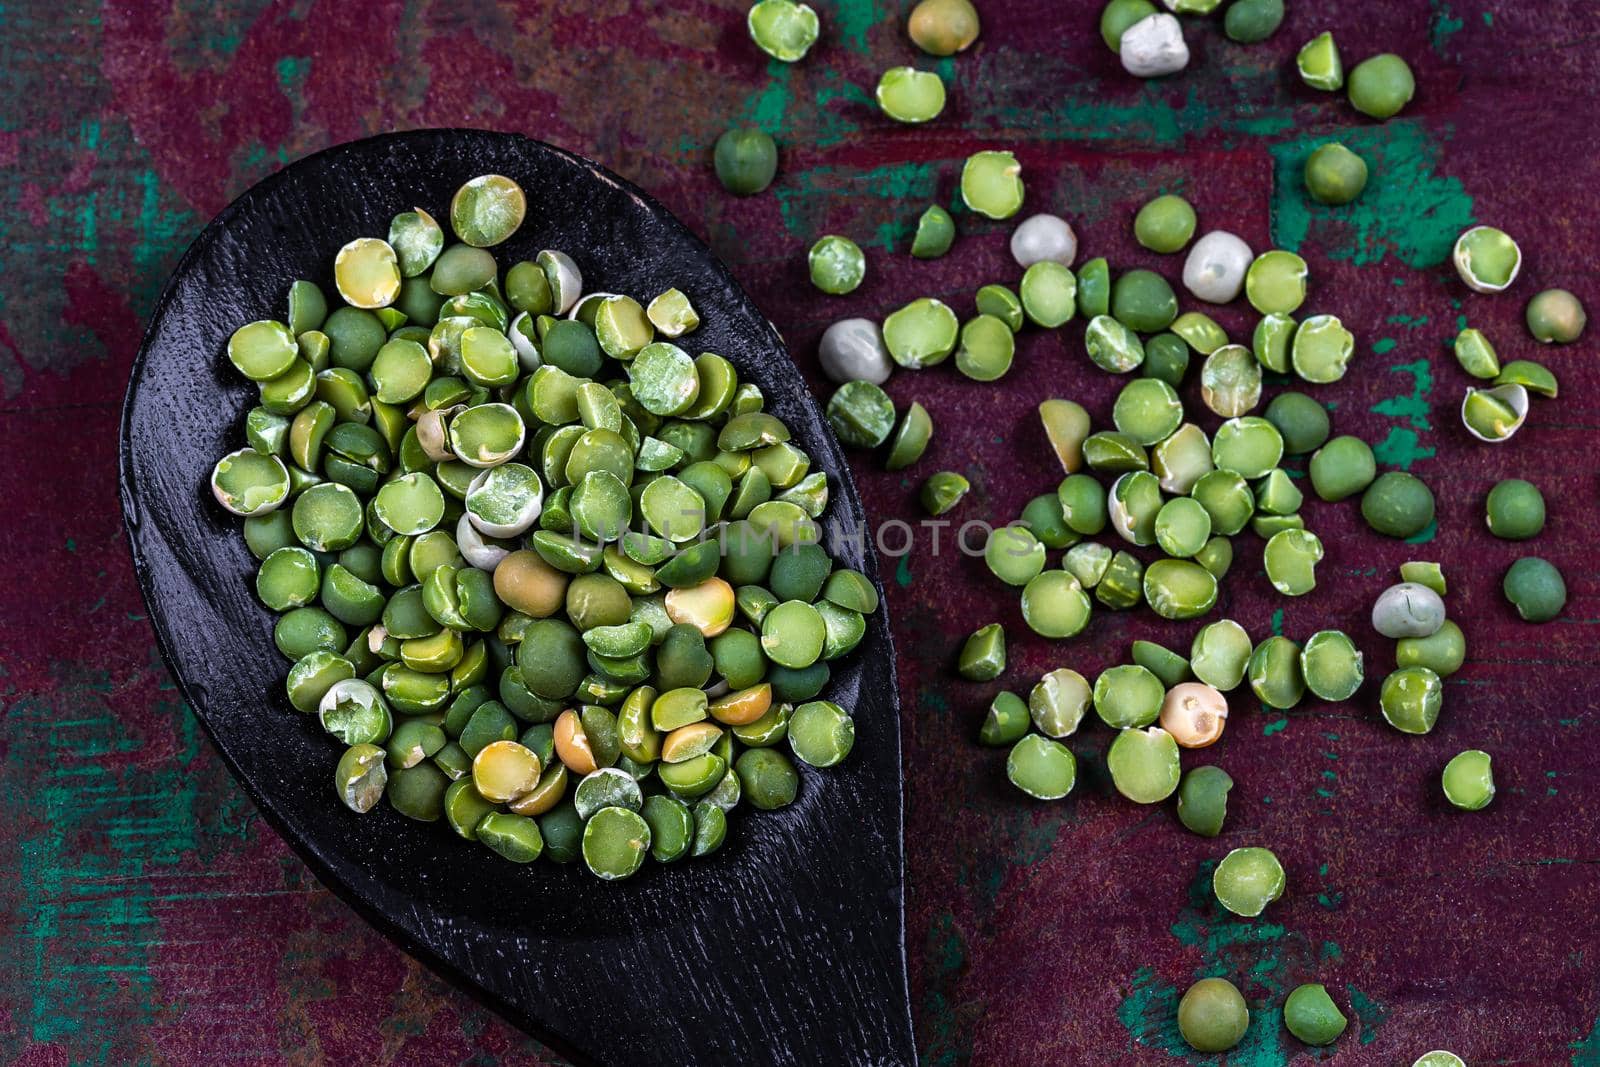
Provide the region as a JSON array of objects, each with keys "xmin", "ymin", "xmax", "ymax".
[
  {"xmin": 1020, "ymin": 570, "xmax": 1092, "ymax": 639},
  {"xmin": 826, "ymin": 380, "xmax": 896, "ymax": 447},
  {"xmin": 1006, "ymin": 734, "xmax": 1077, "ymax": 800},
  {"xmin": 979, "ymin": 690, "xmax": 1029, "ymax": 747},
  {"xmin": 883, "ymin": 298, "xmax": 959, "ymax": 368},
  {"xmin": 630, "ymin": 342, "xmax": 702, "ymax": 417},
  {"xmin": 1248, "ymin": 636, "xmax": 1305, "ymax": 709},
  {"xmin": 1348, "ymin": 53, "xmax": 1415, "ymax": 120},
  {"xmin": 1297, "ymin": 31, "xmax": 1343, "ymax": 90},
  {"xmin": 1132, "ymin": 640, "xmax": 1191, "ymax": 688},
  {"xmin": 450, "ymin": 174, "xmax": 525, "ymax": 247},
  {"xmin": 582, "ymin": 806, "xmax": 651, "ymax": 880},
  {"xmin": 1304, "ymin": 143, "xmax": 1368, "ymax": 205},
  {"xmin": 1029, "ymin": 668, "xmax": 1090, "ymax": 737},
  {"xmin": 1106, "ymin": 726, "xmax": 1181, "ymax": 803},
  {"xmin": 1213, "ymin": 846, "xmax": 1285, "ymax": 916},
  {"xmin": 1200, "ymin": 345, "xmax": 1262, "ymax": 417},
  {"xmin": 1191, "ymin": 469, "xmax": 1254, "ymax": 536},
  {"xmin": 959, "ymin": 150, "xmax": 1024, "ymax": 220},
  {"xmin": 1143, "ymin": 559, "xmax": 1219, "ymax": 620},
  {"xmin": 1191, "ymin": 619, "xmax": 1251, "ymax": 690},
  {"xmin": 1264, "ymin": 528, "xmax": 1324, "ymax": 597},
  {"xmin": 1019, "ymin": 262, "xmax": 1078, "ymax": 328},
  {"xmin": 1108, "ymin": 470, "xmax": 1162, "ymax": 547},
  {"xmin": 1284, "ymin": 983, "xmax": 1348, "ymax": 1047},
  {"xmin": 1093, "ymin": 664, "xmax": 1163, "ymax": 729},
  {"xmin": 1085, "ymin": 315, "xmax": 1146, "ymax": 373},
  {"xmin": 1245, "ymin": 250, "xmax": 1309, "ymax": 315},
  {"xmin": 334, "ymin": 237, "xmax": 402, "ymax": 309},
  {"xmin": 1195, "ymin": 536, "xmax": 1232, "ymax": 579},
  {"xmin": 646, "ymin": 289, "xmax": 699, "ymax": 338},
  {"xmin": 1077, "ymin": 257, "xmax": 1110, "ymax": 318},
  {"xmin": 1461, "ymin": 383, "xmax": 1528, "ymax": 443},
  {"xmin": 1493, "ymin": 359, "xmax": 1558, "ymax": 397},
  {"xmin": 954, "ymin": 315, "xmax": 1016, "ymax": 381},
  {"xmin": 1154, "ymin": 497, "xmax": 1212, "ymax": 558},
  {"xmin": 1380, "ymin": 666, "xmax": 1443, "ymax": 734},
  {"xmin": 885, "ymin": 402, "xmax": 933, "ymax": 470},
  {"xmin": 1211, "ymin": 416, "xmax": 1283, "ymax": 479},
  {"xmin": 1442, "ymin": 749, "xmax": 1494, "ymax": 811},
  {"xmin": 1084, "ymin": 432, "xmax": 1147, "ymax": 474},
  {"xmin": 958, "ymin": 623, "xmax": 1006, "ymax": 681},
  {"xmin": 975, "ymin": 283, "xmax": 1023, "ymax": 330},
  {"xmin": 1151, "ymin": 423, "xmax": 1213, "ymax": 495},
  {"xmin": 1300, "ymin": 629, "xmax": 1364, "ymax": 701},
  {"xmin": 1252, "ymin": 312, "xmax": 1295, "ymax": 373},
  {"xmin": 747, "ymin": 0, "xmax": 820, "ymax": 61},
  {"xmin": 876, "ymin": 66, "xmax": 946, "ymax": 122},
  {"xmin": 1176, "ymin": 765, "xmax": 1232, "ymax": 837},
  {"xmin": 985, "ymin": 526, "xmax": 1046, "ymax": 587},
  {"xmin": 1291, "ymin": 314, "xmax": 1355, "ymax": 383},
  {"xmin": 1255, "ymin": 468, "xmax": 1302, "ymax": 515},
  {"xmin": 1133, "ymin": 194, "xmax": 1196, "ymax": 253},
  {"xmin": 1178, "ymin": 977, "xmax": 1249, "ymax": 1054},
  {"xmin": 1112, "ymin": 379, "xmax": 1183, "ymax": 446},
  {"xmin": 911, "ymin": 205, "xmax": 956, "ymax": 258},
  {"xmin": 809, "ymin": 235, "xmax": 866, "ymax": 295},
  {"xmin": 1308, "ymin": 435, "xmax": 1376, "ymax": 501},
  {"xmin": 1526, "ymin": 287, "xmax": 1586, "ymax": 344},
  {"xmin": 1039, "ymin": 398, "xmax": 1091, "ymax": 473},
  {"xmin": 1455, "ymin": 227, "xmax": 1522, "ymax": 293},
  {"xmin": 1062, "ymin": 542, "xmax": 1112, "ymax": 589},
  {"xmin": 228, "ymin": 320, "xmax": 300, "ymax": 381},
  {"xmin": 789, "ymin": 700, "xmax": 854, "ymax": 767},
  {"xmin": 1171, "ymin": 311, "xmax": 1227, "ymax": 355},
  {"xmin": 212, "ymin": 448, "xmax": 292, "ymax": 516},
  {"xmin": 921, "ymin": 470, "xmax": 969, "ymax": 515},
  {"xmin": 1397, "ymin": 620, "xmax": 1466, "ymax": 677}
]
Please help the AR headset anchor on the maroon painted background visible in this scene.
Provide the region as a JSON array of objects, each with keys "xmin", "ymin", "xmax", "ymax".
[{"xmin": 2, "ymin": 2, "xmax": 1597, "ymax": 1064}]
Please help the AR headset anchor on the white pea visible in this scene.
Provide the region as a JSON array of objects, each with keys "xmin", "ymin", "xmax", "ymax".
[
  {"xmin": 1371, "ymin": 582, "xmax": 1447, "ymax": 639},
  {"xmin": 1010, "ymin": 214, "xmax": 1078, "ymax": 269},
  {"xmin": 1120, "ymin": 13, "xmax": 1189, "ymax": 78},
  {"xmin": 1183, "ymin": 231, "xmax": 1254, "ymax": 304},
  {"xmin": 818, "ymin": 318, "xmax": 892, "ymax": 385},
  {"xmin": 456, "ymin": 512, "xmax": 512, "ymax": 572}
]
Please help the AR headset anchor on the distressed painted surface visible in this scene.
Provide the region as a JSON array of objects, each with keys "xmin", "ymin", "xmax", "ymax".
[{"xmin": 3, "ymin": 1, "xmax": 1599, "ymax": 1063}]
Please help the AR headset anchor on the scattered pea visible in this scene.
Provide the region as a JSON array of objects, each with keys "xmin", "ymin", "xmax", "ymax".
[
  {"xmin": 1305, "ymin": 143, "xmax": 1368, "ymax": 205},
  {"xmin": 1526, "ymin": 288, "xmax": 1586, "ymax": 344},
  {"xmin": 1361, "ymin": 471, "xmax": 1435, "ymax": 538},
  {"xmin": 818, "ymin": 318, "xmax": 891, "ymax": 385},
  {"xmin": 876, "ymin": 67, "xmax": 946, "ymax": 123},
  {"xmin": 714, "ymin": 128, "xmax": 779, "ymax": 196},
  {"xmin": 911, "ymin": 205, "xmax": 956, "ymax": 258},
  {"xmin": 1010, "ymin": 213, "xmax": 1078, "ymax": 268},
  {"xmin": 960, "ymin": 150, "xmax": 1025, "ymax": 220},
  {"xmin": 1348, "ymin": 53, "xmax": 1415, "ymax": 120},
  {"xmin": 1453, "ymin": 225, "xmax": 1522, "ymax": 294},
  {"xmin": 1006, "ymin": 734, "xmax": 1077, "ymax": 800},
  {"xmin": 1224, "ymin": 0, "xmax": 1283, "ymax": 43},
  {"xmin": 908, "ymin": 0, "xmax": 980, "ymax": 54},
  {"xmin": 1134, "ymin": 194, "xmax": 1196, "ymax": 253},
  {"xmin": 1284, "ymin": 983, "xmax": 1348, "ymax": 1046},
  {"xmin": 1485, "ymin": 478, "xmax": 1545, "ymax": 540},
  {"xmin": 958, "ymin": 623, "xmax": 1006, "ymax": 681},
  {"xmin": 1178, "ymin": 977, "xmax": 1250, "ymax": 1053},
  {"xmin": 1176, "ymin": 765, "xmax": 1232, "ymax": 837},
  {"xmin": 1121, "ymin": 13, "xmax": 1190, "ymax": 78},
  {"xmin": 1503, "ymin": 557, "xmax": 1566, "ymax": 622},
  {"xmin": 1442, "ymin": 749, "xmax": 1494, "ymax": 811},
  {"xmin": 1379, "ymin": 666, "xmax": 1443, "ymax": 734},
  {"xmin": 1213, "ymin": 845, "xmax": 1286, "ymax": 917},
  {"xmin": 747, "ymin": 0, "xmax": 820, "ymax": 62},
  {"xmin": 1297, "ymin": 31, "xmax": 1344, "ymax": 90},
  {"xmin": 809, "ymin": 235, "xmax": 866, "ymax": 295},
  {"xmin": 1183, "ymin": 230, "xmax": 1253, "ymax": 304},
  {"xmin": 1106, "ymin": 726, "xmax": 1181, "ymax": 803},
  {"xmin": 921, "ymin": 471, "xmax": 970, "ymax": 515}
]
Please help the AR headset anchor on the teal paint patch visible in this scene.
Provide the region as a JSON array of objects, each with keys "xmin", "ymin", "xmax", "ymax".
[
  {"xmin": 920, "ymin": 911, "xmax": 973, "ymax": 1067},
  {"xmin": 1573, "ymin": 1015, "xmax": 1600, "ymax": 1065},
  {"xmin": 832, "ymin": 0, "xmax": 881, "ymax": 54},
  {"xmin": 1269, "ymin": 121, "xmax": 1476, "ymax": 269},
  {"xmin": 739, "ymin": 63, "xmax": 794, "ymax": 133},
  {"xmin": 1345, "ymin": 985, "xmax": 1390, "ymax": 1044},
  {"xmin": 1263, "ymin": 717, "xmax": 1287, "ymax": 736},
  {"xmin": 1430, "ymin": 0, "xmax": 1465, "ymax": 52},
  {"xmin": 1117, "ymin": 966, "xmax": 1186, "ymax": 1057},
  {"xmin": 895, "ymin": 554, "xmax": 913, "ymax": 587},
  {"xmin": 1370, "ymin": 358, "xmax": 1437, "ymax": 470},
  {"xmin": 773, "ymin": 159, "xmax": 939, "ymax": 243},
  {"xmin": 276, "ymin": 55, "xmax": 310, "ymax": 93},
  {"xmin": 1270, "ymin": 608, "xmax": 1285, "ymax": 636},
  {"xmin": 2, "ymin": 670, "xmax": 253, "ymax": 1062},
  {"xmin": 1372, "ymin": 337, "xmax": 1398, "ymax": 355}
]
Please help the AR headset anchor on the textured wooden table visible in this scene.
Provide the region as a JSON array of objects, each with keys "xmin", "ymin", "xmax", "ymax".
[{"xmin": 3, "ymin": 2, "xmax": 1598, "ymax": 1064}]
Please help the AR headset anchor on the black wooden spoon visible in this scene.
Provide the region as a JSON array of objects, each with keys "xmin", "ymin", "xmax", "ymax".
[{"xmin": 119, "ymin": 129, "xmax": 912, "ymax": 1067}]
